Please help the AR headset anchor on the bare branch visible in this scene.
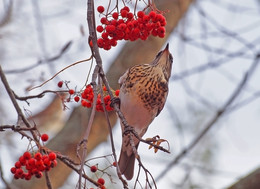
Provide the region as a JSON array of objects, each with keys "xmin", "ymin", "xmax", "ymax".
[{"xmin": 155, "ymin": 53, "xmax": 260, "ymax": 181}]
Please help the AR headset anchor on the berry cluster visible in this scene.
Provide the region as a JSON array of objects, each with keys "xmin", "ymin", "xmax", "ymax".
[
  {"xmin": 96, "ymin": 6, "xmax": 166, "ymax": 50},
  {"xmin": 57, "ymin": 81, "xmax": 120, "ymax": 112},
  {"xmin": 79, "ymin": 85, "xmax": 120, "ymax": 112},
  {"xmin": 10, "ymin": 151, "xmax": 57, "ymax": 180}
]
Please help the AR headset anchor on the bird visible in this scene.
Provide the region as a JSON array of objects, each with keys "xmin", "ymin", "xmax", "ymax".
[{"xmin": 118, "ymin": 43, "xmax": 173, "ymax": 180}]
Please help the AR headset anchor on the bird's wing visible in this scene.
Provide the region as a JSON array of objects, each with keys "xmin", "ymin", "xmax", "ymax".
[{"xmin": 156, "ymin": 79, "xmax": 169, "ymax": 117}]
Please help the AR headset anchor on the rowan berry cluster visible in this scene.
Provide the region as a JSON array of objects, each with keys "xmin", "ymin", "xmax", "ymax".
[
  {"xmin": 10, "ymin": 151, "xmax": 57, "ymax": 180},
  {"xmin": 79, "ymin": 84, "xmax": 119, "ymax": 112},
  {"xmin": 96, "ymin": 5, "xmax": 166, "ymax": 50}
]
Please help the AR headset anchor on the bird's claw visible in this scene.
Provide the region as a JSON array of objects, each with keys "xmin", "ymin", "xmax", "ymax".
[{"xmin": 110, "ymin": 97, "xmax": 121, "ymax": 109}]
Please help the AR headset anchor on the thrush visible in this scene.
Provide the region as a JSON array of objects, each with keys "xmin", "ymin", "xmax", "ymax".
[{"xmin": 118, "ymin": 44, "xmax": 173, "ymax": 180}]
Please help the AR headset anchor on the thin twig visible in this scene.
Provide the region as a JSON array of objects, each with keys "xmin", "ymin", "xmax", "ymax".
[
  {"xmin": 29, "ymin": 56, "xmax": 93, "ymax": 91},
  {"xmin": 155, "ymin": 53, "xmax": 260, "ymax": 181},
  {"xmin": 0, "ymin": 65, "xmax": 40, "ymax": 146},
  {"xmin": 4, "ymin": 41, "xmax": 73, "ymax": 74}
]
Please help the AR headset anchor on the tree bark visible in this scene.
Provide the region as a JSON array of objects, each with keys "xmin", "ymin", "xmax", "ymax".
[
  {"xmin": 12, "ymin": 0, "xmax": 194, "ymax": 188},
  {"xmin": 227, "ymin": 167, "xmax": 260, "ymax": 189}
]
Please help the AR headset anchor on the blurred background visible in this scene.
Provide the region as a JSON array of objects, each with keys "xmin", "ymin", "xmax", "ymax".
[{"xmin": 0, "ymin": 0, "xmax": 260, "ymax": 188}]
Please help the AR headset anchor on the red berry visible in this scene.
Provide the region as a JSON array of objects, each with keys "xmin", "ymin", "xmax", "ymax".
[
  {"xmin": 24, "ymin": 173, "xmax": 31, "ymax": 180},
  {"xmin": 127, "ymin": 12, "xmax": 134, "ymax": 20},
  {"xmin": 120, "ymin": 10, "xmax": 128, "ymax": 18},
  {"xmin": 10, "ymin": 167, "xmax": 17, "ymax": 174},
  {"xmin": 97, "ymin": 6, "xmax": 105, "ymax": 13},
  {"xmin": 74, "ymin": 96, "xmax": 80, "ymax": 102},
  {"xmin": 34, "ymin": 152, "xmax": 42, "ymax": 161},
  {"xmin": 19, "ymin": 156, "xmax": 26, "ymax": 165},
  {"xmin": 149, "ymin": 11, "xmax": 156, "ymax": 19},
  {"xmin": 35, "ymin": 171, "xmax": 43, "ymax": 178},
  {"xmin": 122, "ymin": 6, "xmax": 130, "ymax": 12},
  {"xmin": 112, "ymin": 161, "xmax": 117, "ymax": 167},
  {"xmin": 100, "ymin": 17, "xmax": 108, "ymax": 24},
  {"xmin": 43, "ymin": 158, "xmax": 51, "ymax": 167},
  {"xmin": 97, "ymin": 178, "xmax": 105, "ymax": 185},
  {"xmin": 23, "ymin": 151, "xmax": 31, "ymax": 160},
  {"xmin": 90, "ymin": 165, "xmax": 97, "ymax": 172},
  {"xmin": 69, "ymin": 89, "xmax": 75, "ymax": 95},
  {"xmin": 14, "ymin": 173, "xmax": 20, "ymax": 179},
  {"xmin": 16, "ymin": 168, "xmax": 23, "ymax": 176},
  {"xmin": 137, "ymin": 11, "xmax": 145, "ymax": 18},
  {"xmin": 101, "ymin": 32, "xmax": 109, "ymax": 39},
  {"xmin": 41, "ymin": 134, "xmax": 49, "ymax": 142},
  {"xmin": 15, "ymin": 161, "xmax": 21, "ymax": 169},
  {"xmin": 48, "ymin": 152, "xmax": 56, "ymax": 161},
  {"xmin": 112, "ymin": 12, "xmax": 119, "ymax": 19},
  {"xmin": 106, "ymin": 25, "xmax": 116, "ymax": 33},
  {"xmin": 57, "ymin": 81, "xmax": 63, "ymax": 88},
  {"xmin": 28, "ymin": 158, "xmax": 36, "ymax": 167},
  {"xmin": 97, "ymin": 38, "xmax": 104, "ymax": 48},
  {"xmin": 96, "ymin": 25, "xmax": 104, "ymax": 33},
  {"xmin": 50, "ymin": 160, "xmax": 57, "ymax": 168},
  {"xmin": 115, "ymin": 89, "xmax": 120, "ymax": 96}
]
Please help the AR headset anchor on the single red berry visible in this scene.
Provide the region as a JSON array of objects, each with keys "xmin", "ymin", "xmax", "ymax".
[
  {"xmin": 24, "ymin": 173, "xmax": 32, "ymax": 180},
  {"xmin": 96, "ymin": 25, "xmax": 104, "ymax": 33},
  {"xmin": 127, "ymin": 12, "xmax": 134, "ymax": 20},
  {"xmin": 100, "ymin": 17, "xmax": 108, "ymax": 24},
  {"xmin": 57, "ymin": 81, "xmax": 63, "ymax": 88},
  {"xmin": 74, "ymin": 96, "xmax": 80, "ymax": 102},
  {"xmin": 105, "ymin": 25, "xmax": 116, "ymax": 33},
  {"xmin": 35, "ymin": 171, "xmax": 43, "ymax": 178},
  {"xmin": 90, "ymin": 165, "xmax": 97, "ymax": 172},
  {"xmin": 23, "ymin": 151, "xmax": 31, "ymax": 160},
  {"xmin": 43, "ymin": 158, "xmax": 51, "ymax": 167},
  {"xmin": 137, "ymin": 11, "xmax": 145, "ymax": 18},
  {"xmin": 115, "ymin": 89, "xmax": 120, "ymax": 96},
  {"xmin": 16, "ymin": 168, "xmax": 23, "ymax": 176},
  {"xmin": 50, "ymin": 160, "xmax": 57, "ymax": 168},
  {"xmin": 10, "ymin": 167, "xmax": 17, "ymax": 174},
  {"xmin": 15, "ymin": 161, "xmax": 21, "ymax": 169},
  {"xmin": 41, "ymin": 134, "xmax": 49, "ymax": 142},
  {"xmin": 100, "ymin": 186, "xmax": 106, "ymax": 189},
  {"xmin": 34, "ymin": 152, "xmax": 42, "ymax": 161},
  {"xmin": 97, "ymin": 38, "xmax": 104, "ymax": 48},
  {"xmin": 97, "ymin": 6, "xmax": 105, "ymax": 13},
  {"xmin": 112, "ymin": 161, "xmax": 117, "ymax": 167},
  {"xmin": 48, "ymin": 152, "xmax": 56, "ymax": 161},
  {"xmin": 112, "ymin": 12, "xmax": 119, "ymax": 19},
  {"xmin": 28, "ymin": 158, "xmax": 36, "ymax": 167},
  {"xmin": 149, "ymin": 11, "xmax": 156, "ymax": 19},
  {"xmin": 122, "ymin": 6, "xmax": 130, "ymax": 12},
  {"xmin": 97, "ymin": 178, "xmax": 105, "ymax": 185},
  {"xmin": 101, "ymin": 32, "xmax": 109, "ymax": 39},
  {"xmin": 69, "ymin": 89, "xmax": 75, "ymax": 95},
  {"xmin": 120, "ymin": 10, "xmax": 128, "ymax": 18},
  {"xmin": 14, "ymin": 173, "xmax": 20, "ymax": 179}
]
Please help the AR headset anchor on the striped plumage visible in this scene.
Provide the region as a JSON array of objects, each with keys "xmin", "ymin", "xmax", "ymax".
[{"xmin": 118, "ymin": 44, "xmax": 173, "ymax": 180}]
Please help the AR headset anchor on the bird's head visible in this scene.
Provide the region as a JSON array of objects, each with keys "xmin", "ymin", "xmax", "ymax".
[{"xmin": 151, "ymin": 43, "xmax": 173, "ymax": 81}]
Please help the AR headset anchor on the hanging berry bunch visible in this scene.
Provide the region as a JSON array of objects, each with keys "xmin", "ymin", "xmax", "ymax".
[
  {"xmin": 96, "ymin": 5, "xmax": 167, "ymax": 50},
  {"xmin": 10, "ymin": 135, "xmax": 57, "ymax": 180},
  {"xmin": 80, "ymin": 85, "xmax": 120, "ymax": 112}
]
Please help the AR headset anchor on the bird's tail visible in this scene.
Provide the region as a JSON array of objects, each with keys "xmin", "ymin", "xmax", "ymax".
[{"xmin": 118, "ymin": 143, "xmax": 139, "ymax": 180}]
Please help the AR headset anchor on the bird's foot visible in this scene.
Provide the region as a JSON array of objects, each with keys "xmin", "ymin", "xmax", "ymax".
[{"xmin": 110, "ymin": 97, "xmax": 121, "ymax": 109}]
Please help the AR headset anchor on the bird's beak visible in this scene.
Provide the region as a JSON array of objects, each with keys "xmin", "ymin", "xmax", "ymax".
[{"xmin": 164, "ymin": 43, "xmax": 169, "ymax": 52}]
